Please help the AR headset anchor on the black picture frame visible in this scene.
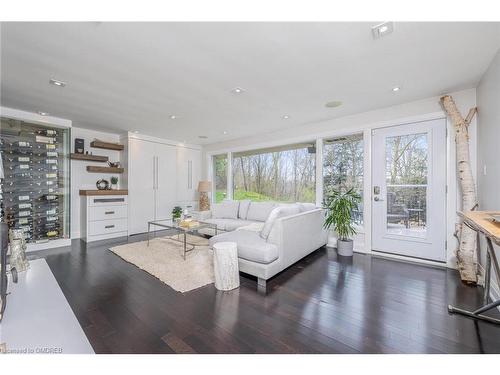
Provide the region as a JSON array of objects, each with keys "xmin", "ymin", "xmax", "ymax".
[{"xmin": 74, "ymin": 138, "xmax": 84, "ymax": 154}]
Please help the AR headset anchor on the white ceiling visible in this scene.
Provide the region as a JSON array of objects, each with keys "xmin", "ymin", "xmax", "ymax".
[{"xmin": 1, "ymin": 22, "xmax": 499, "ymax": 145}]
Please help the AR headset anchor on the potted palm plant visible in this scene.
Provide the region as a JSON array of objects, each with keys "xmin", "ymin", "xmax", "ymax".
[{"xmin": 323, "ymin": 188, "xmax": 361, "ymax": 256}]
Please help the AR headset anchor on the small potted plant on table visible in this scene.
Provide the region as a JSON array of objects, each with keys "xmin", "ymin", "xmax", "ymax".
[
  {"xmin": 172, "ymin": 206, "xmax": 183, "ymax": 224},
  {"xmin": 323, "ymin": 188, "xmax": 361, "ymax": 256}
]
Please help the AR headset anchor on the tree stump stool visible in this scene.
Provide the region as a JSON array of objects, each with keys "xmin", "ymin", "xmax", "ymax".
[{"xmin": 212, "ymin": 242, "xmax": 240, "ymax": 291}]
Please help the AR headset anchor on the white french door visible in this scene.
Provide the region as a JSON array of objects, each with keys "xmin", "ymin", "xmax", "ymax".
[{"xmin": 371, "ymin": 119, "xmax": 447, "ymax": 262}]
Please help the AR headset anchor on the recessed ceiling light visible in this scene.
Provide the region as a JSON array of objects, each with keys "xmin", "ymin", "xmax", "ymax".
[
  {"xmin": 223, "ymin": 131, "xmax": 228, "ymax": 135},
  {"xmin": 49, "ymin": 78, "xmax": 66, "ymax": 87},
  {"xmin": 198, "ymin": 135, "xmax": 208, "ymax": 139},
  {"xmin": 231, "ymin": 87, "xmax": 244, "ymax": 94},
  {"xmin": 325, "ymin": 101, "xmax": 343, "ymax": 108},
  {"xmin": 392, "ymin": 86, "xmax": 401, "ymax": 92},
  {"xmin": 170, "ymin": 115, "xmax": 177, "ymax": 120},
  {"xmin": 282, "ymin": 115, "xmax": 290, "ymax": 120},
  {"xmin": 37, "ymin": 111, "xmax": 49, "ymax": 116},
  {"xmin": 372, "ymin": 22, "xmax": 394, "ymax": 39}
]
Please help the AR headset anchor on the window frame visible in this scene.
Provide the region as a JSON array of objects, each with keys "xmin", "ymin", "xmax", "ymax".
[
  {"xmin": 322, "ymin": 133, "xmax": 365, "ymax": 229},
  {"xmin": 230, "ymin": 142, "xmax": 317, "ymax": 203}
]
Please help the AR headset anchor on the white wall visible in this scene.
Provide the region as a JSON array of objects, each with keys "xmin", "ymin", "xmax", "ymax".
[
  {"xmin": 202, "ymin": 88, "xmax": 478, "ymax": 268},
  {"xmin": 477, "ymin": 49, "xmax": 500, "ymax": 300},
  {"xmin": 70, "ymin": 127, "xmax": 123, "ymax": 238}
]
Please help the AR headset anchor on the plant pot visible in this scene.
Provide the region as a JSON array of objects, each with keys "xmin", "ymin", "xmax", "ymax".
[{"xmin": 337, "ymin": 238, "xmax": 354, "ymax": 257}]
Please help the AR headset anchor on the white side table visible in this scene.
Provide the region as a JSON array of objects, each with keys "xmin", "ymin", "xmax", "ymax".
[{"xmin": 212, "ymin": 242, "xmax": 240, "ymax": 291}]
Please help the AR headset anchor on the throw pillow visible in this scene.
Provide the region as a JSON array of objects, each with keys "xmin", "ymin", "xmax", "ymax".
[
  {"xmin": 246, "ymin": 202, "xmax": 277, "ymax": 222},
  {"xmin": 238, "ymin": 199, "xmax": 251, "ymax": 219},
  {"xmin": 260, "ymin": 204, "xmax": 301, "ymax": 239},
  {"xmin": 212, "ymin": 200, "xmax": 240, "ymax": 219}
]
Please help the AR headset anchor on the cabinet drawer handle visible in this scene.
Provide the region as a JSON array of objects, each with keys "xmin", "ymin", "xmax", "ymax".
[
  {"xmin": 94, "ymin": 198, "xmax": 125, "ymax": 203},
  {"xmin": 105, "ymin": 225, "xmax": 115, "ymax": 229},
  {"xmin": 105, "ymin": 211, "xmax": 115, "ymax": 215}
]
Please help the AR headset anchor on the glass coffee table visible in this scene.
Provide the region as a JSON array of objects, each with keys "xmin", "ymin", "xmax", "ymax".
[{"xmin": 147, "ymin": 218, "xmax": 218, "ymax": 260}]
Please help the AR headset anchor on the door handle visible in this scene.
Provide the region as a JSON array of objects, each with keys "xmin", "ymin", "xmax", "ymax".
[
  {"xmin": 105, "ymin": 211, "xmax": 115, "ymax": 215},
  {"xmin": 153, "ymin": 157, "xmax": 156, "ymax": 190},
  {"xmin": 156, "ymin": 156, "xmax": 159, "ymax": 189},
  {"xmin": 374, "ymin": 196, "xmax": 384, "ymax": 201},
  {"xmin": 105, "ymin": 225, "xmax": 115, "ymax": 229},
  {"xmin": 188, "ymin": 160, "xmax": 192, "ymax": 189}
]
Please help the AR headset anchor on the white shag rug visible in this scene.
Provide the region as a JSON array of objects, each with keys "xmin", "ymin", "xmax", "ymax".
[{"xmin": 109, "ymin": 234, "xmax": 214, "ymax": 293}]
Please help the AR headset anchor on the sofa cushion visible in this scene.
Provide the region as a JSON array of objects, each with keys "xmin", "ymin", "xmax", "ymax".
[
  {"xmin": 212, "ymin": 200, "xmax": 239, "ymax": 219},
  {"xmin": 203, "ymin": 218, "xmax": 259, "ymax": 232},
  {"xmin": 260, "ymin": 204, "xmax": 301, "ymax": 239},
  {"xmin": 209, "ymin": 230, "xmax": 279, "ymax": 264},
  {"xmin": 223, "ymin": 219, "xmax": 260, "ymax": 232},
  {"xmin": 238, "ymin": 199, "xmax": 251, "ymax": 219},
  {"xmin": 246, "ymin": 202, "xmax": 277, "ymax": 222},
  {"xmin": 236, "ymin": 222, "xmax": 265, "ymax": 232}
]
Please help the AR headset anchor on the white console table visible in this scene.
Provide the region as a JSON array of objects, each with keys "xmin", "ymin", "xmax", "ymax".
[{"xmin": 448, "ymin": 211, "xmax": 500, "ymax": 325}]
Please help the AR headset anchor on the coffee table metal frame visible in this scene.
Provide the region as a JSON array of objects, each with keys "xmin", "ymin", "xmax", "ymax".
[{"xmin": 147, "ymin": 218, "xmax": 217, "ymax": 260}]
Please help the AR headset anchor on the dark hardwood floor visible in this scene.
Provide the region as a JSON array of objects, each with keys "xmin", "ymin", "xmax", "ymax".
[{"xmin": 32, "ymin": 233, "xmax": 500, "ymax": 354}]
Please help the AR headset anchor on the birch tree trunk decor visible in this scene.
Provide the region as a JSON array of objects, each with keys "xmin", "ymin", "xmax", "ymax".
[{"xmin": 440, "ymin": 95, "xmax": 478, "ymax": 283}]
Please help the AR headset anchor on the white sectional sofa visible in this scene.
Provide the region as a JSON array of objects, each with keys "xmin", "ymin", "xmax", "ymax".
[{"xmin": 195, "ymin": 200, "xmax": 328, "ymax": 289}]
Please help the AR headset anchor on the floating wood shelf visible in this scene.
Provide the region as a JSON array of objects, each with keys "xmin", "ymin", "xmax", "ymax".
[
  {"xmin": 79, "ymin": 189, "xmax": 128, "ymax": 196},
  {"xmin": 90, "ymin": 141, "xmax": 124, "ymax": 151},
  {"xmin": 71, "ymin": 153, "xmax": 109, "ymax": 162},
  {"xmin": 86, "ymin": 166, "xmax": 124, "ymax": 174}
]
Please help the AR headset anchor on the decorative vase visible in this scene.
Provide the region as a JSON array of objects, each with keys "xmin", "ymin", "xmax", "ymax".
[
  {"xmin": 8, "ymin": 229, "xmax": 30, "ymax": 273},
  {"xmin": 199, "ymin": 191, "xmax": 210, "ymax": 211},
  {"xmin": 337, "ymin": 239, "xmax": 354, "ymax": 257}
]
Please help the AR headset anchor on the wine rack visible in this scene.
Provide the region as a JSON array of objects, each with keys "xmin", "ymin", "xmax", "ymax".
[{"xmin": 0, "ymin": 117, "xmax": 70, "ymax": 244}]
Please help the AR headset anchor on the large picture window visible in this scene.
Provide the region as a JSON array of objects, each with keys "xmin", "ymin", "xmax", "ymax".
[
  {"xmin": 323, "ymin": 134, "xmax": 364, "ymax": 224},
  {"xmin": 232, "ymin": 143, "xmax": 316, "ymax": 203},
  {"xmin": 213, "ymin": 154, "xmax": 228, "ymax": 203}
]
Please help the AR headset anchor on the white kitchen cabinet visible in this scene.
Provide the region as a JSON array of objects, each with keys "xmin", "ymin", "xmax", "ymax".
[
  {"xmin": 176, "ymin": 146, "xmax": 201, "ymax": 206},
  {"xmin": 80, "ymin": 194, "xmax": 128, "ymax": 242},
  {"xmin": 155, "ymin": 141, "xmax": 177, "ymax": 220},
  {"xmin": 128, "ymin": 138, "xmax": 156, "ymax": 234},
  {"xmin": 127, "ymin": 137, "xmax": 177, "ymax": 235}
]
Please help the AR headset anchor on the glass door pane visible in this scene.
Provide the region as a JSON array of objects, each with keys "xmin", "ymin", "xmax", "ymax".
[
  {"xmin": 385, "ymin": 133, "xmax": 428, "ymax": 238},
  {"xmin": 0, "ymin": 117, "xmax": 71, "ymax": 243}
]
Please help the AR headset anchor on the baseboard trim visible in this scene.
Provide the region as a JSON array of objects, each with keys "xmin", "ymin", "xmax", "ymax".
[
  {"xmin": 325, "ymin": 245, "xmax": 448, "ymax": 268},
  {"xmin": 369, "ymin": 250, "xmax": 447, "ymax": 268},
  {"xmin": 27, "ymin": 238, "xmax": 72, "ymax": 252}
]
